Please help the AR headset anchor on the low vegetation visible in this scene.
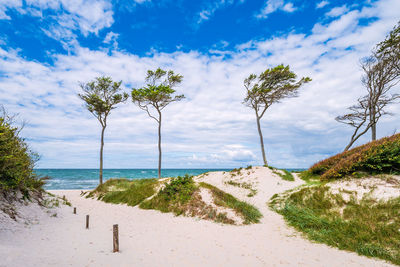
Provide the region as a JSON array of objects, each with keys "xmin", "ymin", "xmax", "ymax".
[
  {"xmin": 270, "ymin": 183, "xmax": 400, "ymax": 265},
  {"xmin": 267, "ymin": 166, "xmax": 295, "ymax": 181},
  {"xmin": 87, "ymin": 178, "xmax": 159, "ymax": 206},
  {"xmin": 225, "ymin": 180, "xmax": 257, "ymax": 197},
  {"xmin": 306, "ymin": 133, "xmax": 400, "ymax": 181},
  {"xmin": 88, "ymin": 175, "xmax": 262, "ymax": 225},
  {"xmin": 200, "ymin": 182, "xmax": 262, "ymax": 224}
]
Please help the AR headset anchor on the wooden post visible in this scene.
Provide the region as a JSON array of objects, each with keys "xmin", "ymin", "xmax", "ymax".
[
  {"xmin": 113, "ymin": 224, "xmax": 119, "ymax": 252},
  {"xmin": 86, "ymin": 215, "xmax": 89, "ymax": 229},
  {"xmin": 73, "ymin": 207, "xmax": 76, "ymax": 214}
]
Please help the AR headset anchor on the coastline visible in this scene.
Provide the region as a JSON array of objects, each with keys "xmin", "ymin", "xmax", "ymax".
[{"xmin": 1, "ymin": 168, "xmax": 395, "ymax": 266}]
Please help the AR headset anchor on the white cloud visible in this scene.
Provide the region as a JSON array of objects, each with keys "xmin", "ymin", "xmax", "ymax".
[
  {"xmin": 256, "ymin": 0, "xmax": 297, "ymax": 19},
  {"xmin": 0, "ymin": 0, "xmax": 114, "ymax": 46},
  {"xmin": 326, "ymin": 5, "xmax": 349, "ymax": 17},
  {"xmin": 103, "ymin": 31, "xmax": 119, "ymax": 49},
  {"xmin": 1, "ymin": 0, "xmax": 400, "ymax": 169},
  {"xmin": 196, "ymin": 0, "xmax": 236, "ymax": 24},
  {"xmin": 316, "ymin": 1, "xmax": 329, "ymax": 9}
]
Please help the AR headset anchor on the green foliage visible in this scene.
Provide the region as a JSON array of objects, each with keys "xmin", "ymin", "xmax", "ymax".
[
  {"xmin": 78, "ymin": 76, "xmax": 128, "ymax": 125},
  {"xmin": 139, "ymin": 175, "xmax": 197, "ymax": 214},
  {"xmin": 243, "ymin": 64, "xmax": 311, "ymax": 115},
  {"xmin": 0, "ymin": 117, "xmax": 44, "ymax": 193},
  {"xmin": 200, "ymin": 182, "xmax": 262, "ymax": 224},
  {"xmin": 87, "ymin": 178, "xmax": 158, "ymax": 206},
  {"xmin": 271, "ymin": 185, "xmax": 400, "ymax": 265},
  {"xmin": 308, "ymin": 133, "xmax": 400, "ymax": 180},
  {"xmin": 131, "ymin": 68, "xmax": 185, "ymax": 116}
]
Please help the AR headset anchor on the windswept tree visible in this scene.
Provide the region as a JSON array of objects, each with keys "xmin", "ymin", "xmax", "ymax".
[
  {"xmin": 337, "ymin": 22, "xmax": 400, "ymax": 150},
  {"xmin": 243, "ymin": 65, "xmax": 311, "ymax": 166},
  {"xmin": 78, "ymin": 77, "xmax": 128, "ymax": 185},
  {"xmin": 131, "ymin": 68, "xmax": 184, "ymax": 178}
]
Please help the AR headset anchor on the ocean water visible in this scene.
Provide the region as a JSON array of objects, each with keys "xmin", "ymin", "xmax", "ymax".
[
  {"xmin": 35, "ymin": 168, "xmax": 306, "ymax": 190},
  {"xmin": 35, "ymin": 169, "xmax": 231, "ymax": 190}
]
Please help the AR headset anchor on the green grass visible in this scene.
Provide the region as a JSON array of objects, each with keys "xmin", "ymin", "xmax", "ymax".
[
  {"xmin": 139, "ymin": 175, "xmax": 197, "ymax": 214},
  {"xmin": 308, "ymin": 133, "xmax": 400, "ymax": 181},
  {"xmin": 225, "ymin": 180, "xmax": 257, "ymax": 197},
  {"xmin": 268, "ymin": 166, "xmax": 295, "ymax": 181},
  {"xmin": 87, "ymin": 178, "xmax": 159, "ymax": 206},
  {"xmin": 270, "ymin": 184, "xmax": 400, "ymax": 265},
  {"xmin": 200, "ymin": 182, "xmax": 262, "ymax": 224}
]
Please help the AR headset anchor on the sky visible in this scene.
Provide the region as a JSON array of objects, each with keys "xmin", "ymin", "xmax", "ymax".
[{"xmin": 0, "ymin": 0, "xmax": 399, "ymax": 169}]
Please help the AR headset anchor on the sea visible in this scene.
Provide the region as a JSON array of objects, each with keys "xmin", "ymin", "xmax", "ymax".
[{"xmin": 35, "ymin": 168, "xmax": 306, "ymax": 190}]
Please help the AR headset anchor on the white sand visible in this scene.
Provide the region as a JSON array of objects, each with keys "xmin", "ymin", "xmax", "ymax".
[{"xmin": 0, "ymin": 167, "xmax": 395, "ymax": 266}]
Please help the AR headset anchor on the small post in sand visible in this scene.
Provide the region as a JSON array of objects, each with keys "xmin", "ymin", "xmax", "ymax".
[
  {"xmin": 73, "ymin": 207, "xmax": 76, "ymax": 214},
  {"xmin": 113, "ymin": 224, "xmax": 119, "ymax": 253},
  {"xmin": 86, "ymin": 215, "xmax": 89, "ymax": 229}
]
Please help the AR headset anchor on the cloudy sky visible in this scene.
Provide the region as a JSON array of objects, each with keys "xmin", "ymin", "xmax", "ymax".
[{"xmin": 0, "ymin": 0, "xmax": 399, "ymax": 169}]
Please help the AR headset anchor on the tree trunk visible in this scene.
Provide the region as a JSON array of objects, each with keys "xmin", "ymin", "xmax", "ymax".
[
  {"xmin": 370, "ymin": 106, "xmax": 377, "ymax": 141},
  {"xmin": 255, "ymin": 115, "xmax": 267, "ymax": 166},
  {"xmin": 157, "ymin": 112, "xmax": 162, "ymax": 179},
  {"xmin": 99, "ymin": 125, "xmax": 105, "ymax": 185}
]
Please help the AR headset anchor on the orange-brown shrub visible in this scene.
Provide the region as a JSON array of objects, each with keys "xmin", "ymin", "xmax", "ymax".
[{"xmin": 308, "ymin": 133, "xmax": 400, "ymax": 180}]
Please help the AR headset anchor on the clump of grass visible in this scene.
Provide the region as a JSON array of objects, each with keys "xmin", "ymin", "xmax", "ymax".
[
  {"xmin": 268, "ymin": 166, "xmax": 295, "ymax": 181},
  {"xmin": 139, "ymin": 175, "xmax": 197, "ymax": 214},
  {"xmin": 270, "ymin": 184, "xmax": 400, "ymax": 265},
  {"xmin": 87, "ymin": 178, "xmax": 159, "ymax": 207},
  {"xmin": 245, "ymin": 165, "xmax": 252, "ymax": 170},
  {"xmin": 200, "ymin": 182, "xmax": 262, "ymax": 224},
  {"xmin": 225, "ymin": 180, "xmax": 257, "ymax": 197}
]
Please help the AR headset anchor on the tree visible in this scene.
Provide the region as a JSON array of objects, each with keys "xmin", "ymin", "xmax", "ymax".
[
  {"xmin": 361, "ymin": 55, "xmax": 399, "ymax": 141},
  {"xmin": 337, "ymin": 22, "xmax": 400, "ymax": 151},
  {"xmin": 78, "ymin": 77, "xmax": 128, "ymax": 185},
  {"xmin": 243, "ymin": 65, "xmax": 311, "ymax": 166},
  {"xmin": 131, "ymin": 68, "xmax": 184, "ymax": 178}
]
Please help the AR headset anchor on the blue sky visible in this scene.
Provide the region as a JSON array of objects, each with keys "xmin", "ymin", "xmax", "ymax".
[{"xmin": 0, "ymin": 0, "xmax": 399, "ymax": 169}]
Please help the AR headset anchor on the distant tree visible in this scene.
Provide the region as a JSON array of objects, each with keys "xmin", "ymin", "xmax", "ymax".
[
  {"xmin": 78, "ymin": 77, "xmax": 128, "ymax": 185},
  {"xmin": 337, "ymin": 22, "xmax": 400, "ymax": 150},
  {"xmin": 131, "ymin": 68, "xmax": 184, "ymax": 178},
  {"xmin": 243, "ymin": 65, "xmax": 311, "ymax": 166}
]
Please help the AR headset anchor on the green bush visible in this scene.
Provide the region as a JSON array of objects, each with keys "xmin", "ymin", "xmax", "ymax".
[
  {"xmin": 308, "ymin": 133, "xmax": 400, "ymax": 180},
  {"xmin": 0, "ymin": 117, "xmax": 44, "ymax": 194},
  {"xmin": 139, "ymin": 175, "xmax": 197, "ymax": 213}
]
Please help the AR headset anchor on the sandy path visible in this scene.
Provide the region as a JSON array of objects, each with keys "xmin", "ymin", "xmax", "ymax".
[{"xmin": 0, "ymin": 168, "xmax": 395, "ymax": 267}]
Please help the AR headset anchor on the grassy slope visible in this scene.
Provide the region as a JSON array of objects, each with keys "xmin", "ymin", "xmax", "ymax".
[
  {"xmin": 270, "ymin": 136, "xmax": 400, "ymax": 265},
  {"xmin": 88, "ymin": 175, "xmax": 262, "ymax": 225},
  {"xmin": 270, "ymin": 184, "xmax": 400, "ymax": 265},
  {"xmin": 306, "ymin": 133, "xmax": 400, "ymax": 181},
  {"xmin": 87, "ymin": 178, "xmax": 159, "ymax": 206}
]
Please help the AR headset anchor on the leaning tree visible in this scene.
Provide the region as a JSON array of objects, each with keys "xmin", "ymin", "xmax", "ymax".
[
  {"xmin": 78, "ymin": 77, "xmax": 128, "ymax": 185},
  {"xmin": 131, "ymin": 68, "xmax": 184, "ymax": 178},
  {"xmin": 243, "ymin": 64, "xmax": 311, "ymax": 166},
  {"xmin": 337, "ymin": 22, "xmax": 400, "ymax": 150}
]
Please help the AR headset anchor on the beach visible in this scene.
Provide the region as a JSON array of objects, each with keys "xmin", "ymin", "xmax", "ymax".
[{"xmin": 0, "ymin": 167, "xmax": 395, "ymax": 266}]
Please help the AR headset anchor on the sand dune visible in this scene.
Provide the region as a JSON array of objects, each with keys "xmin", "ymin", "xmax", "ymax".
[{"xmin": 0, "ymin": 167, "xmax": 394, "ymax": 266}]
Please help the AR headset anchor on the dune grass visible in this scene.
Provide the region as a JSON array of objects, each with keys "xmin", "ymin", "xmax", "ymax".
[
  {"xmin": 200, "ymin": 182, "xmax": 262, "ymax": 224},
  {"xmin": 139, "ymin": 175, "xmax": 197, "ymax": 214},
  {"xmin": 87, "ymin": 178, "xmax": 159, "ymax": 206},
  {"xmin": 225, "ymin": 180, "xmax": 257, "ymax": 197},
  {"xmin": 267, "ymin": 166, "xmax": 295, "ymax": 181},
  {"xmin": 270, "ymin": 184, "xmax": 400, "ymax": 265}
]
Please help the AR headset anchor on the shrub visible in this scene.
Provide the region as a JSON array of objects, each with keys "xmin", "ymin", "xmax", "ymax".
[
  {"xmin": 308, "ymin": 133, "xmax": 400, "ymax": 180},
  {"xmin": 139, "ymin": 175, "xmax": 197, "ymax": 213},
  {"xmin": 0, "ymin": 116, "xmax": 44, "ymax": 194}
]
